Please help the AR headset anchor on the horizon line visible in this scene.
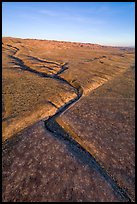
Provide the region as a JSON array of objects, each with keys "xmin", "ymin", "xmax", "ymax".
[{"xmin": 2, "ymin": 35, "xmax": 135, "ymax": 48}]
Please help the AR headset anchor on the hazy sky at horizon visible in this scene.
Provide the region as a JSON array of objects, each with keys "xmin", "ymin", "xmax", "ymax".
[{"xmin": 2, "ymin": 2, "xmax": 135, "ymax": 47}]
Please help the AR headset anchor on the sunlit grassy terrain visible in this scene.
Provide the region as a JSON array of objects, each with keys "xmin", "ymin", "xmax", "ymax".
[{"xmin": 2, "ymin": 37, "xmax": 135, "ymax": 202}]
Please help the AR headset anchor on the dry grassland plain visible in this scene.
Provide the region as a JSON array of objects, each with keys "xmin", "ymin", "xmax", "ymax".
[{"xmin": 2, "ymin": 37, "xmax": 135, "ymax": 202}]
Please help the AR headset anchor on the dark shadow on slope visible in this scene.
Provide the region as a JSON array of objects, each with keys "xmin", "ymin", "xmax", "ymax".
[{"xmin": 44, "ymin": 118, "xmax": 131, "ymax": 202}]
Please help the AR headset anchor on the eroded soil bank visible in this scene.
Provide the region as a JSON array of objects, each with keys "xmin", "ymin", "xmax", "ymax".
[
  {"xmin": 2, "ymin": 37, "xmax": 135, "ymax": 202},
  {"xmin": 53, "ymin": 66, "xmax": 135, "ymax": 201}
]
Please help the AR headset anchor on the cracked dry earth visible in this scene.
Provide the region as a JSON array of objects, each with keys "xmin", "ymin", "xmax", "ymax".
[{"xmin": 2, "ymin": 37, "xmax": 135, "ymax": 202}]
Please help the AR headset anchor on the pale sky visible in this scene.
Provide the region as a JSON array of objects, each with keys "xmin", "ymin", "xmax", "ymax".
[{"xmin": 2, "ymin": 2, "xmax": 135, "ymax": 47}]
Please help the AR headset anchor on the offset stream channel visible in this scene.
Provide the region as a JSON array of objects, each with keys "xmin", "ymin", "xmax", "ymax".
[
  {"xmin": 3, "ymin": 44, "xmax": 132, "ymax": 202},
  {"xmin": 44, "ymin": 84, "xmax": 132, "ymax": 202}
]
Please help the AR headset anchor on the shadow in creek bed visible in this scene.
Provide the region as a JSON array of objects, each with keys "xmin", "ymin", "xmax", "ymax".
[
  {"xmin": 3, "ymin": 44, "xmax": 133, "ymax": 201},
  {"xmin": 44, "ymin": 119, "xmax": 131, "ymax": 202},
  {"xmin": 2, "ymin": 117, "xmax": 131, "ymax": 202},
  {"xmin": 8, "ymin": 55, "xmax": 73, "ymax": 88}
]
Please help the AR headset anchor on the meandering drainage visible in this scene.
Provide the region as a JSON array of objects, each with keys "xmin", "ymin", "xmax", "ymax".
[
  {"xmin": 44, "ymin": 89, "xmax": 132, "ymax": 202},
  {"xmin": 3, "ymin": 43, "xmax": 132, "ymax": 202}
]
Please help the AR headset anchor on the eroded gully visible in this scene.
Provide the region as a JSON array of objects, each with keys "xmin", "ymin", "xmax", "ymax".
[{"xmin": 3, "ymin": 44, "xmax": 132, "ymax": 202}]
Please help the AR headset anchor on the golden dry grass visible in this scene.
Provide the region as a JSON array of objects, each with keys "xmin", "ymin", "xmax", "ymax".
[{"xmin": 2, "ymin": 37, "xmax": 134, "ymax": 141}]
